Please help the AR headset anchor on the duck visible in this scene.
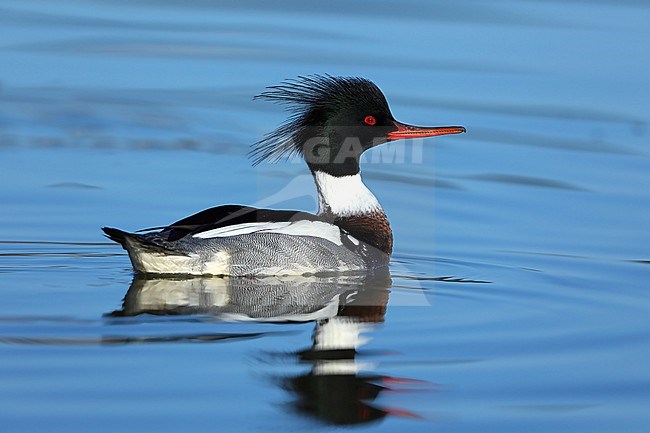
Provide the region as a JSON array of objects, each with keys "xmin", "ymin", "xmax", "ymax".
[{"xmin": 102, "ymin": 75, "xmax": 465, "ymax": 276}]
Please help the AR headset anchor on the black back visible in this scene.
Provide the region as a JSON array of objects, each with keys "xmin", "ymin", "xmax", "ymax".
[{"xmin": 161, "ymin": 205, "xmax": 322, "ymax": 241}]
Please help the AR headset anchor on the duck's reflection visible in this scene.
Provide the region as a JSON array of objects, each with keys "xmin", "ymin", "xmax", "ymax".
[{"xmin": 111, "ymin": 269, "xmax": 420, "ymax": 425}]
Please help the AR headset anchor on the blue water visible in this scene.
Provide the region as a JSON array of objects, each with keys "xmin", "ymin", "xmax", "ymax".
[{"xmin": 1, "ymin": 1, "xmax": 649, "ymax": 432}]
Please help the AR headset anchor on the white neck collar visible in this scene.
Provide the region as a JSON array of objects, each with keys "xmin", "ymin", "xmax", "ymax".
[{"xmin": 313, "ymin": 171, "xmax": 382, "ymax": 217}]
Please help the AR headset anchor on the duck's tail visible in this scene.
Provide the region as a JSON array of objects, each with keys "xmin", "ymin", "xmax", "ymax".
[
  {"xmin": 102, "ymin": 227, "xmax": 130, "ymax": 247},
  {"xmin": 102, "ymin": 226, "xmax": 201, "ymax": 274},
  {"xmin": 102, "ymin": 227, "xmax": 176, "ymax": 255}
]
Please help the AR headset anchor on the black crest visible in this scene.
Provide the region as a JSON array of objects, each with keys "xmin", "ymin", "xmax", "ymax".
[{"xmin": 249, "ymin": 75, "xmax": 392, "ymax": 166}]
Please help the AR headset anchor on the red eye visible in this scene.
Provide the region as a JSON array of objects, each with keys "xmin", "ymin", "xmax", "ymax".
[{"xmin": 364, "ymin": 115, "xmax": 376, "ymax": 126}]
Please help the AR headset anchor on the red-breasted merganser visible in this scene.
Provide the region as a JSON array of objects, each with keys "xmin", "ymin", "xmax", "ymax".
[{"xmin": 103, "ymin": 75, "xmax": 465, "ymax": 276}]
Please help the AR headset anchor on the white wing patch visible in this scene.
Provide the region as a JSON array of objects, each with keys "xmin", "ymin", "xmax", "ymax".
[
  {"xmin": 193, "ymin": 220, "xmax": 346, "ymax": 246},
  {"xmin": 194, "ymin": 221, "xmax": 292, "ymax": 238}
]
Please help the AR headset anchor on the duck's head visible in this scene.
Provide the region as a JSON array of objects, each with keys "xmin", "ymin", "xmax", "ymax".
[{"xmin": 251, "ymin": 75, "xmax": 465, "ymax": 177}]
